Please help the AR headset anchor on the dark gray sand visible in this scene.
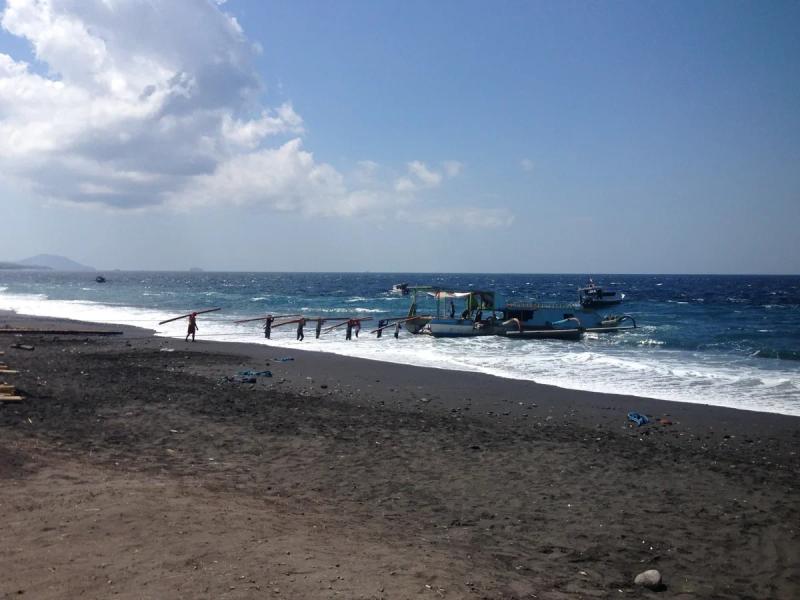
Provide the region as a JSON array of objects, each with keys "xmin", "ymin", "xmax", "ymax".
[{"xmin": 1, "ymin": 312, "xmax": 798, "ymax": 599}]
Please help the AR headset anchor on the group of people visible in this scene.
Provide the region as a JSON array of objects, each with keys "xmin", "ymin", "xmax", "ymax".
[
  {"xmin": 185, "ymin": 312, "xmax": 403, "ymax": 342},
  {"xmin": 263, "ymin": 315, "xmax": 384, "ymax": 341}
]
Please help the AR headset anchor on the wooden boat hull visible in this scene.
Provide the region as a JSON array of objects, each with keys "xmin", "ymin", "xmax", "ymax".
[{"xmin": 403, "ymin": 316, "xmax": 432, "ymax": 334}]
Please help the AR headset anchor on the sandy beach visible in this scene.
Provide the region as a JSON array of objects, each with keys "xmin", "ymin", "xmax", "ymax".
[{"xmin": 1, "ymin": 312, "xmax": 798, "ymax": 599}]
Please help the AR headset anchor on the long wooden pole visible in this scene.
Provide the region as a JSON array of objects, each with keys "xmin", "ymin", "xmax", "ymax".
[
  {"xmin": 158, "ymin": 307, "xmax": 221, "ymax": 325},
  {"xmin": 271, "ymin": 318, "xmax": 306, "ymax": 328},
  {"xmin": 369, "ymin": 316, "xmax": 419, "ymax": 334},
  {"xmin": 322, "ymin": 317, "xmax": 372, "ymax": 333},
  {"xmin": 232, "ymin": 314, "xmax": 300, "ymax": 324}
]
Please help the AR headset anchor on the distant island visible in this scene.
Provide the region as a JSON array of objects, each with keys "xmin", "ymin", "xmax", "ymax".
[
  {"xmin": 0, "ymin": 254, "xmax": 95, "ymax": 271},
  {"xmin": 0, "ymin": 261, "xmax": 50, "ymax": 270}
]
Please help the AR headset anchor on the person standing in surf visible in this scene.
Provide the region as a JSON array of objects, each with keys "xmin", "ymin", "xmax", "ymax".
[
  {"xmin": 315, "ymin": 319, "xmax": 324, "ymax": 339},
  {"xmin": 186, "ymin": 312, "xmax": 198, "ymax": 342},
  {"xmin": 296, "ymin": 317, "xmax": 306, "ymax": 341},
  {"xmin": 264, "ymin": 315, "xmax": 274, "ymax": 339},
  {"xmin": 345, "ymin": 319, "xmax": 354, "ymax": 340}
]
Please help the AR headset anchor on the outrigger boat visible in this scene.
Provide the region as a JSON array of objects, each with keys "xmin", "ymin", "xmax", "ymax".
[
  {"xmin": 579, "ymin": 278, "xmax": 625, "ymax": 308},
  {"xmin": 397, "ymin": 286, "xmax": 635, "ymax": 340},
  {"xmin": 426, "ymin": 289, "xmax": 502, "ymax": 338}
]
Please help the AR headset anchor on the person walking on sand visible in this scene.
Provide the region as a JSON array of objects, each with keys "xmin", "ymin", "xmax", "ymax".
[
  {"xmin": 296, "ymin": 317, "xmax": 306, "ymax": 341},
  {"xmin": 315, "ymin": 318, "xmax": 324, "ymax": 339},
  {"xmin": 264, "ymin": 315, "xmax": 274, "ymax": 339},
  {"xmin": 186, "ymin": 312, "xmax": 198, "ymax": 342}
]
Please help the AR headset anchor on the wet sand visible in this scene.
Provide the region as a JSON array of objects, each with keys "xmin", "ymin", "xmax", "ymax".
[{"xmin": 1, "ymin": 312, "xmax": 798, "ymax": 599}]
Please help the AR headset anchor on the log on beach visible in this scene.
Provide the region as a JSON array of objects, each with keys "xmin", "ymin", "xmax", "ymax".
[{"xmin": 0, "ymin": 329, "xmax": 123, "ymax": 336}]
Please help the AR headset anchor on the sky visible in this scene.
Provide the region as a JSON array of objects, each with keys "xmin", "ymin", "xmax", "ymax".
[{"xmin": 0, "ymin": 0, "xmax": 798, "ymax": 273}]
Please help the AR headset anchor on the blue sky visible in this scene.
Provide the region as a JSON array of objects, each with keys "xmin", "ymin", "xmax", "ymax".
[{"xmin": 0, "ymin": 0, "xmax": 798, "ymax": 273}]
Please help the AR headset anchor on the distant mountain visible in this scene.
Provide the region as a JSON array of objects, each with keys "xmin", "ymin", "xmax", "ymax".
[
  {"xmin": 18, "ymin": 254, "xmax": 95, "ymax": 272},
  {"xmin": 0, "ymin": 261, "xmax": 50, "ymax": 270}
]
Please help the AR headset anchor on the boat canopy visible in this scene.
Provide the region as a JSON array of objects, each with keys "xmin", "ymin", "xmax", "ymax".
[{"xmin": 429, "ymin": 290, "xmax": 495, "ymax": 308}]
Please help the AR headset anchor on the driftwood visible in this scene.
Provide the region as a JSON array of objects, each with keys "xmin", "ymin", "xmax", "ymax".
[{"xmin": 0, "ymin": 330, "xmax": 122, "ymax": 336}]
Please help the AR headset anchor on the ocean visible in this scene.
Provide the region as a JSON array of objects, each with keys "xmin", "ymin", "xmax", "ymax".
[{"xmin": 1, "ymin": 271, "xmax": 798, "ymax": 416}]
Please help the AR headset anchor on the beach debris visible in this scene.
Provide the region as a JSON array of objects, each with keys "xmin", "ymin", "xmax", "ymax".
[
  {"xmin": 627, "ymin": 411, "xmax": 650, "ymax": 426},
  {"xmin": 634, "ymin": 569, "xmax": 662, "ymax": 590},
  {"xmin": 0, "ymin": 329, "xmax": 122, "ymax": 336},
  {"xmin": 274, "ymin": 357, "xmax": 294, "ymax": 362},
  {"xmin": 10, "ymin": 343, "xmax": 35, "ymax": 351},
  {"xmin": 159, "ymin": 347, "xmax": 175, "ymax": 352},
  {"xmin": 238, "ymin": 370, "xmax": 272, "ymax": 378}
]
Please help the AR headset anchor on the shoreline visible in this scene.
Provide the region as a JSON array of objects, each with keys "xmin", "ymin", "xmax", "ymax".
[
  {"xmin": 1, "ymin": 311, "xmax": 799, "ymax": 598},
  {"xmin": 3, "ymin": 307, "xmax": 799, "ymax": 420}
]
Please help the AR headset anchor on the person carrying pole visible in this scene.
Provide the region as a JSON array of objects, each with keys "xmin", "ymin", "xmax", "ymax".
[
  {"xmin": 315, "ymin": 319, "xmax": 324, "ymax": 339},
  {"xmin": 394, "ymin": 321, "xmax": 401, "ymax": 339},
  {"xmin": 186, "ymin": 312, "xmax": 198, "ymax": 342},
  {"xmin": 377, "ymin": 319, "xmax": 387, "ymax": 338},
  {"xmin": 296, "ymin": 317, "xmax": 306, "ymax": 341},
  {"xmin": 354, "ymin": 320, "xmax": 361, "ymax": 338},
  {"xmin": 345, "ymin": 319, "xmax": 354, "ymax": 340},
  {"xmin": 264, "ymin": 315, "xmax": 274, "ymax": 339}
]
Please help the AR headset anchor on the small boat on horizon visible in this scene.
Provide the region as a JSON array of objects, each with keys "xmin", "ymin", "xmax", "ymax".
[
  {"xmin": 95, "ymin": 275, "xmax": 106, "ymax": 283},
  {"xmin": 391, "ymin": 282, "xmax": 410, "ymax": 295}
]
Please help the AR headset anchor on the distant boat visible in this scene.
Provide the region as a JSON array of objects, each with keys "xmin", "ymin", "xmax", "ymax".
[
  {"xmin": 391, "ymin": 282, "xmax": 410, "ymax": 295},
  {"xmin": 579, "ymin": 278, "xmax": 624, "ymax": 308},
  {"xmin": 95, "ymin": 276, "xmax": 106, "ymax": 283}
]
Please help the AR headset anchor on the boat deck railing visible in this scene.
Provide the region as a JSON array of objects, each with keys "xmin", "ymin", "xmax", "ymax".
[{"xmin": 505, "ymin": 302, "xmax": 581, "ymax": 310}]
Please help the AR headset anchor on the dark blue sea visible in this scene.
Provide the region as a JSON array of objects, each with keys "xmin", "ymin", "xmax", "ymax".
[{"xmin": 1, "ymin": 272, "xmax": 798, "ymax": 415}]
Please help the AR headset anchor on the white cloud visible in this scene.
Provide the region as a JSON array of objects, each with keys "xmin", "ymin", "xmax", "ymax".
[
  {"xmin": 393, "ymin": 159, "xmax": 462, "ymax": 193},
  {"xmin": 0, "ymin": 0, "xmax": 512, "ymax": 229}
]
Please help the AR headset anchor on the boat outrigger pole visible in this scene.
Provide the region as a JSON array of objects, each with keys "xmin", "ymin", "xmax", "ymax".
[
  {"xmin": 369, "ymin": 316, "xmax": 419, "ymax": 334},
  {"xmin": 321, "ymin": 317, "xmax": 373, "ymax": 334},
  {"xmin": 232, "ymin": 314, "xmax": 300, "ymax": 324},
  {"xmin": 158, "ymin": 307, "xmax": 221, "ymax": 325}
]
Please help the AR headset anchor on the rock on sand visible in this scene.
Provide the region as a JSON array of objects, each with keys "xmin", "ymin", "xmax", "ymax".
[{"xmin": 634, "ymin": 569, "xmax": 662, "ymax": 589}]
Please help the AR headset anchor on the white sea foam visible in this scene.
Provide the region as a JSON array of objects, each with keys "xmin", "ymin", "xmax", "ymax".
[{"xmin": 1, "ymin": 289, "xmax": 799, "ymax": 416}]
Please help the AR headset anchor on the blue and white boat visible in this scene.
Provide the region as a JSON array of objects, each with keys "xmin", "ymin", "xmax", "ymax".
[
  {"xmin": 402, "ymin": 286, "xmax": 635, "ymax": 339},
  {"xmin": 427, "ymin": 290, "xmax": 499, "ymax": 338}
]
